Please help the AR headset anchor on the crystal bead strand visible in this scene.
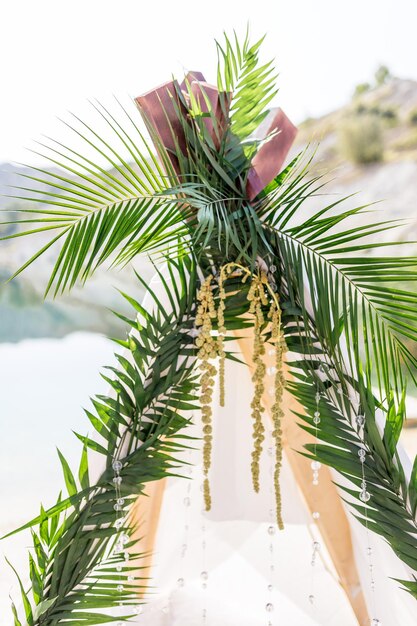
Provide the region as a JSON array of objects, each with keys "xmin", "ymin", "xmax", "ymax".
[
  {"xmin": 178, "ymin": 464, "xmax": 193, "ymax": 590},
  {"xmin": 201, "ymin": 505, "xmax": 208, "ymax": 625},
  {"xmin": 309, "ymin": 388, "xmax": 322, "ymax": 606},
  {"xmin": 112, "ymin": 459, "xmax": 138, "ymax": 624},
  {"xmin": 356, "ymin": 413, "xmax": 381, "ymax": 626},
  {"xmin": 266, "ymin": 413, "xmax": 276, "ymax": 625}
]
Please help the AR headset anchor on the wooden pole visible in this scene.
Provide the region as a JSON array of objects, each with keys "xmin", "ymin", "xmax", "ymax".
[{"xmin": 130, "ymin": 478, "xmax": 167, "ymax": 594}]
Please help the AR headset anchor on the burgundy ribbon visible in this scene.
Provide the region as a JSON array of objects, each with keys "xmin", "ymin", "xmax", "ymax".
[{"xmin": 135, "ymin": 74, "xmax": 297, "ymax": 200}]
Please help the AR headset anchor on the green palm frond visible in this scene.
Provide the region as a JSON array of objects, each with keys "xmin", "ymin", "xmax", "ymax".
[
  {"xmin": 263, "ymin": 186, "xmax": 417, "ymax": 597},
  {"xmin": 289, "ymin": 372, "xmax": 417, "ymax": 597},
  {"xmin": 216, "ymin": 28, "xmax": 278, "ymax": 142},
  {"xmin": 1, "ymin": 99, "xmax": 192, "ymax": 294},
  {"xmin": 6, "ymin": 255, "xmax": 199, "ymax": 625},
  {"xmin": 259, "ymin": 162, "xmax": 417, "ymax": 401}
]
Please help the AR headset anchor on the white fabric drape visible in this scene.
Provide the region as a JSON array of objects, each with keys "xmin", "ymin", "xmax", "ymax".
[
  {"xmin": 101, "ymin": 271, "xmax": 416, "ymax": 625},
  {"xmin": 136, "ymin": 346, "xmax": 416, "ymax": 625}
]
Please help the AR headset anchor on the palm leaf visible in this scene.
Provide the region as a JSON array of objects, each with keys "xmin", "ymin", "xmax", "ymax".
[
  {"xmin": 216, "ymin": 28, "xmax": 278, "ymax": 142},
  {"xmin": 260, "ymin": 161, "xmax": 417, "ymax": 400},
  {"xmin": 7, "ymin": 256, "xmax": 199, "ymax": 624},
  {"xmin": 1, "ymin": 99, "xmax": 192, "ymax": 294}
]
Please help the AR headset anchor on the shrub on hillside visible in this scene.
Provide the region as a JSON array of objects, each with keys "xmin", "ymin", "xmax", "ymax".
[
  {"xmin": 353, "ymin": 102, "xmax": 397, "ymax": 124},
  {"xmin": 339, "ymin": 115, "xmax": 384, "ymax": 164},
  {"xmin": 381, "ymin": 108, "xmax": 396, "ymax": 120},
  {"xmin": 409, "ymin": 109, "xmax": 417, "ymax": 126},
  {"xmin": 353, "ymin": 82, "xmax": 371, "ymax": 98},
  {"xmin": 375, "ymin": 65, "xmax": 391, "ymax": 86}
]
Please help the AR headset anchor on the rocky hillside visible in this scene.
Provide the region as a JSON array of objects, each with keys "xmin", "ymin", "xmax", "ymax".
[
  {"xmin": 1, "ymin": 77, "xmax": 417, "ymax": 342},
  {"xmin": 292, "ymin": 78, "xmax": 417, "ymax": 248}
]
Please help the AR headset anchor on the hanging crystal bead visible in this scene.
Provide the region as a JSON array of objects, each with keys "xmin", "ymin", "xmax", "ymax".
[{"xmin": 356, "ymin": 414, "xmax": 365, "ymax": 427}]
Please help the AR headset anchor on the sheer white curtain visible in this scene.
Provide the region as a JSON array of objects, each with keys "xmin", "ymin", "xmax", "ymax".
[{"xmin": 103, "ymin": 271, "xmax": 416, "ymax": 625}]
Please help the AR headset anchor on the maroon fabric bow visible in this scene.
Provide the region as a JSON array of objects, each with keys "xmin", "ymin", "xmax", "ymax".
[{"xmin": 135, "ymin": 73, "xmax": 297, "ymax": 200}]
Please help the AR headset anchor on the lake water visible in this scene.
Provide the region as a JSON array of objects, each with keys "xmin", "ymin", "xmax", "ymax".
[{"xmin": 0, "ymin": 332, "xmax": 116, "ymax": 622}]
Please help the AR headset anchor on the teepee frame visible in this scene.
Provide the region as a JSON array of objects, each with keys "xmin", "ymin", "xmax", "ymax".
[{"xmin": 132, "ymin": 326, "xmax": 370, "ymax": 625}]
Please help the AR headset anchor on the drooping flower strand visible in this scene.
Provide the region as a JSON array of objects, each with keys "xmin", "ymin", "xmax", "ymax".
[
  {"xmin": 195, "ymin": 275, "xmax": 218, "ymax": 511},
  {"xmin": 248, "ymin": 273, "xmax": 269, "ymax": 493},
  {"xmin": 195, "ymin": 264, "xmax": 286, "ymax": 511},
  {"xmin": 269, "ymin": 300, "xmax": 286, "ymax": 530},
  {"xmin": 217, "ymin": 265, "xmax": 230, "ymax": 407}
]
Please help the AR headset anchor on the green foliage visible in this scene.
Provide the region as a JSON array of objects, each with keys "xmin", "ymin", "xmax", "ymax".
[
  {"xmin": 375, "ymin": 64, "xmax": 391, "ymax": 86},
  {"xmin": 353, "ymin": 82, "xmax": 371, "ymax": 98},
  {"xmin": 290, "ymin": 375, "xmax": 417, "ymax": 575},
  {"xmin": 355, "ymin": 102, "xmax": 398, "ymax": 125},
  {"xmin": 1, "ymin": 101, "xmax": 192, "ymax": 295},
  {"xmin": 216, "ymin": 28, "xmax": 278, "ymax": 143},
  {"xmin": 257, "ymin": 163, "xmax": 417, "ymax": 595},
  {"xmin": 339, "ymin": 114, "xmax": 384, "ymax": 164},
  {"xmin": 352, "ymin": 64, "xmax": 391, "ymax": 102},
  {"xmin": 5, "ymin": 255, "xmax": 199, "ymax": 624},
  {"xmin": 380, "ymin": 105, "xmax": 398, "ymax": 122},
  {"xmin": 409, "ymin": 108, "xmax": 417, "ymax": 126}
]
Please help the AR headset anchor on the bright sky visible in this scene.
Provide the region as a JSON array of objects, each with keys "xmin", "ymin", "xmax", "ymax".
[{"xmin": 2, "ymin": 0, "xmax": 416, "ymax": 165}]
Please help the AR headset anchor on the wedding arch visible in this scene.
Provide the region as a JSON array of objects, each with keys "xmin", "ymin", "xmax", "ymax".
[{"xmin": 3, "ymin": 30, "xmax": 417, "ymax": 625}]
